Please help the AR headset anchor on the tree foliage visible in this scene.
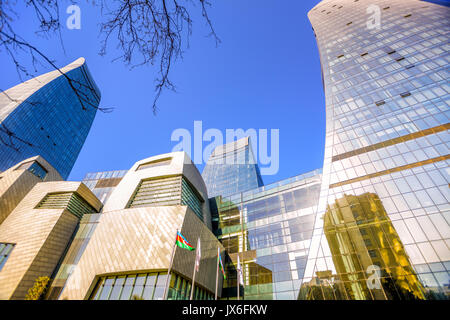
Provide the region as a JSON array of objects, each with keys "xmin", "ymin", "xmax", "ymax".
[{"xmin": 25, "ymin": 276, "xmax": 51, "ymax": 300}]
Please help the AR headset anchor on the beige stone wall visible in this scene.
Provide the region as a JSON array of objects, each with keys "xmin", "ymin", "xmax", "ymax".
[
  {"xmin": 59, "ymin": 205, "xmax": 224, "ymax": 300},
  {"xmin": 0, "ymin": 152, "xmax": 219, "ymax": 300},
  {"xmin": 0, "ymin": 181, "xmax": 101, "ymax": 300},
  {"xmin": 0, "ymin": 156, "xmax": 62, "ymax": 225}
]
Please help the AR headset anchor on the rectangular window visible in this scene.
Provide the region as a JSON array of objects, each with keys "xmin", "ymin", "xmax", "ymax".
[
  {"xmin": 127, "ymin": 175, "xmax": 204, "ymax": 220},
  {"xmin": 181, "ymin": 178, "xmax": 204, "ymax": 221},
  {"xmin": 36, "ymin": 192, "xmax": 96, "ymax": 219},
  {"xmin": 0, "ymin": 243, "xmax": 15, "ymax": 271},
  {"xmin": 15, "ymin": 160, "xmax": 48, "ymax": 180},
  {"xmin": 90, "ymin": 272, "xmax": 212, "ymax": 300},
  {"xmin": 136, "ymin": 158, "xmax": 172, "ymax": 171},
  {"xmin": 400, "ymin": 92, "xmax": 411, "ymax": 98},
  {"xmin": 95, "ymin": 178, "xmax": 123, "ymax": 188},
  {"xmin": 127, "ymin": 176, "xmax": 182, "ymax": 208}
]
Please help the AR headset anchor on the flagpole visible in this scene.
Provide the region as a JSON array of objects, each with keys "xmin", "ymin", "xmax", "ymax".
[
  {"xmin": 237, "ymin": 254, "xmax": 240, "ymax": 301},
  {"xmin": 242, "ymin": 258, "xmax": 245, "ymax": 300},
  {"xmin": 190, "ymin": 238, "xmax": 200, "ymax": 300},
  {"xmin": 163, "ymin": 229, "xmax": 178, "ymax": 300},
  {"xmin": 190, "ymin": 252, "xmax": 197, "ymax": 300},
  {"xmin": 239, "ymin": 194, "xmax": 245, "ymax": 300},
  {"xmin": 215, "ymin": 247, "xmax": 219, "ymax": 300}
]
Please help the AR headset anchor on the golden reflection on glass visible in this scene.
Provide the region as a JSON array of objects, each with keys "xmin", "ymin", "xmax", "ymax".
[{"xmin": 300, "ymin": 193, "xmax": 425, "ymax": 300}]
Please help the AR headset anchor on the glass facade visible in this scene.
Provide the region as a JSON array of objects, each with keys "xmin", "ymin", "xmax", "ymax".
[
  {"xmin": 0, "ymin": 58, "xmax": 101, "ymax": 179},
  {"xmin": 304, "ymin": 0, "xmax": 450, "ymax": 300},
  {"xmin": 46, "ymin": 214, "xmax": 102, "ymax": 300},
  {"xmin": 202, "ymin": 137, "xmax": 264, "ymax": 198},
  {"xmin": 15, "ymin": 160, "xmax": 48, "ymax": 180},
  {"xmin": 82, "ymin": 170, "xmax": 128, "ymax": 205},
  {"xmin": 35, "ymin": 192, "xmax": 97, "ymax": 219},
  {"xmin": 89, "ymin": 272, "xmax": 214, "ymax": 300},
  {"xmin": 168, "ymin": 273, "xmax": 214, "ymax": 300},
  {"xmin": 212, "ymin": 170, "xmax": 322, "ymax": 300},
  {"xmin": 127, "ymin": 175, "xmax": 205, "ymax": 221},
  {"xmin": 181, "ymin": 178, "xmax": 204, "ymax": 220},
  {"xmin": 90, "ymin": 272, "xmax": 168, "ymax": 300}
]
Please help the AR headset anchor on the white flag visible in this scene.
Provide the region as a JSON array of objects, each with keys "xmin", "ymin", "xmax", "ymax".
[
  {"xmin": 237, "ymin": 255, "xmax": 244, "ymax": 286},
  {"xmin": 195, "ymin": 238, "xmax": 201, "ymax": 272}
]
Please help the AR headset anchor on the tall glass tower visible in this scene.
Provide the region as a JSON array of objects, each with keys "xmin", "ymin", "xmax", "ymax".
[
  {"xmin": 213, "ymin": 169, "xmax": 322, "ymax": 300},
  {"xmin": 0, "ymin": 58, "xmax": 101, "ymax": 179},
  {"xmin": 303, "ymin": 0, "xmax": 450, "ymax": 299},
  {"xmin": 202, "ymin": 137, "xmax": 264, "ymax": 198}
]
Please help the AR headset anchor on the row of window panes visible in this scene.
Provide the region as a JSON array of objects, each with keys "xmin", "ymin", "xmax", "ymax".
[
  {"xmin": 91, "ymin": 272, "xmax": 214, "ymax": 300},
  {"xmin": 90, "ymin": 273, "xmax": 167, "ymax": 300}
]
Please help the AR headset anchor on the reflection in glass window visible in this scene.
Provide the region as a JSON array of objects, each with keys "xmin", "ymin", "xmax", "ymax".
[
  {"xmin": 89, "ymin": 272, "xmax": 214, "ymax": 300},
  {"xmin": 15, "ymin": 160, "xmax": 48, "ymax": 180},
  {"xmin": 0, "ymin": 243, "xmax": 15, "ymax": 271}
]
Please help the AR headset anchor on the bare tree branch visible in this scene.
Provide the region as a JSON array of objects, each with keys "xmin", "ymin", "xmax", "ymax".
[
  {"xmin": 0, "ymin": 0, "xmax": 217, "ymax": 151},
  {"xmin": 97, "ymin": 0, "xmax": 219, "ymax": 114}
]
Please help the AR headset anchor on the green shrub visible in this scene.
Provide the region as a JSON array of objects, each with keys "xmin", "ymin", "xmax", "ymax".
[{"xmin": 25, "ymin": 276, "xmax": 51, "ymax": 300}]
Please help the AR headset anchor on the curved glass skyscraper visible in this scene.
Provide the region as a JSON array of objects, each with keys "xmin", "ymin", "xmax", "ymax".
[
  {"xmin": 202, "ymin": 137, "xmax": 264, "ymax": 198},
  {"xmin": 303, "ymin": 0, "xmax": 449, "ymax": 299},
  {"xmin": 0, "ymin": 58, "xmax": 101, "ymax": 179}
]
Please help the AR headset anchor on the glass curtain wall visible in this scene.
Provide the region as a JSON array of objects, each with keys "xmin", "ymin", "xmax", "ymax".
[
  {"xmin": 305, "ymin": 0, "xmax": 450, "ymax": 300},
  {"xmin": 213, "ymin": 170, "xmax": 322, "ymax": 299}
]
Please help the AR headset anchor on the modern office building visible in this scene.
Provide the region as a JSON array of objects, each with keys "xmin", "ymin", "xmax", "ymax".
[
  {"xmin": 50, "ymin": 152, "xmax": 224, "ymax": 300},
  {"xmin": 0, "ymin": 58, "xmax": 101, "ymax": 179},
  {"xmin": 0, "ymin": 181, "xmax": 102, "ymax": 300},
  {"xmin": 202, "ymin": 137, "xmax": 264, "ymax": 198},
  {"xmin": 82, "ymin": 170, "xmax": 128, "ymax": 205},
  {"xmin": 0, "ymin": 156, "xmax": 62, "ymax": 225},
  {"xmin": 299, "ymin": 192, "xmax": 427, "ymax": 300},
  {"xmin": 43, "ymin": 170, "xmax": 130, "ymax": 298},
  {"xmin": 1, "ymin": 0, "xmax": 449, "ymax": 302},
  {"xmin": 304, "ymin": 0, "xmax": 450, "ymax": 299},
  {"xmin": 212, "ymin": 169, "xmax": 322, "ymax": 300}
]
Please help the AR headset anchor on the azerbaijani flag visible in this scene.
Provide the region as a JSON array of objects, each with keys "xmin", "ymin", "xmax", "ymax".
[
  {"xmin": 176, "ymin": 231, "xmax": 195, "ymax": 251},
  {"xmin": 218, "ymin": 250, "xmax": 226, "ymax": 279}
]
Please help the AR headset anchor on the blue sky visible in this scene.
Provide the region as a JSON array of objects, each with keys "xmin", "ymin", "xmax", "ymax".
[{"xmin": 0, "ymin": 0, "xmax": 324, "ymax": 185}]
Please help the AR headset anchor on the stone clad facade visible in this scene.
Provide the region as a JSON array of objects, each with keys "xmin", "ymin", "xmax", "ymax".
[{"xmin": 0, "ymin": 182, "xmax": 102, "ymax": 299}]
